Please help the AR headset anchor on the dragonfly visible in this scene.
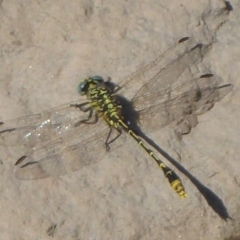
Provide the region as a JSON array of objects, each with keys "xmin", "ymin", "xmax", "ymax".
[{"xmin": 0, "ymin": 37, "xmax": 233, "ymax": 198}]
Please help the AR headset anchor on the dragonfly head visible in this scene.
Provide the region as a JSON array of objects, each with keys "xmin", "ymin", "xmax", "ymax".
[{"xmin": 78, "ymin": 76, "xmax": 104, "ymax": 96}]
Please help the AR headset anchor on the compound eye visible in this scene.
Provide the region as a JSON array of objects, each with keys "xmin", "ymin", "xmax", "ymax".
[
  {"xmin": 92, "ymin": 76, "xmax": 104, "ymax": 82},
  {"xmin": 77, "ymin": 80, "xmax": 87, "ymax": 95}
]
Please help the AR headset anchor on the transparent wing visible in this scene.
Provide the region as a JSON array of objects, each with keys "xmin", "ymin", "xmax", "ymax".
[
  {"xmin": 117, "ymin": 37, "xmax": 206, "ymax": 100},
  {"xmin": 0, "ymin": 100, "xmax": 89, "ymax": 149},
  {"xmin": 136, "ymin": 74, "xmax": 233, "ymax": 134},
  {"xmin": 130, "ymin": 42, "xmax": 207, "ymax": 109},
  {"xmin": 115, "ymin": 36, "xmax": 231, "ymax": 134},
  {"xmin": 13, "ymin": 118, "xmax": 111, "ymax": 180}
]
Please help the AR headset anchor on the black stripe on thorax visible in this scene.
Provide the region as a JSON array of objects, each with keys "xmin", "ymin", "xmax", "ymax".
[{"xmin": 88, "ymin": 87, "xmax": 120, "ymax": 115}]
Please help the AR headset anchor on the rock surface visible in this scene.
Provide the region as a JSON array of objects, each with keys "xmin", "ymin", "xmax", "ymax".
[{"xmin": 0, "ymin": 0, "xmax": 239, "ymax": 239}]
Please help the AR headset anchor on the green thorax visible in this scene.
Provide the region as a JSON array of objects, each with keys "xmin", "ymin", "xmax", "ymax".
[{"xmin": 78, "ymin": 76, "xmax": 123, "ymax": 127}]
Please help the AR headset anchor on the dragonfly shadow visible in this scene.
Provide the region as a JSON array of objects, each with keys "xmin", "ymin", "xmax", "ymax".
[{"xmin": 115, "ymin": 94, "xmax": 232, "ymax": 221}]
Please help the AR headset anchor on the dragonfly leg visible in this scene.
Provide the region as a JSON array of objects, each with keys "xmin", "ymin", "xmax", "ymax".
[
  {"xmin": 74, "ymin": 110, "xmax": 98, "ymax": 127},
  {"xmin": 105, "ymin": 77, "xmax": 121, "ymax": 93},
  {"xmin": 70, "ymin": 101, "xmax": 90, "ymax": 112},
  {"xmin": 112, "ymin": 84, "xmax": 121, "ymax": 93},
  {"xmin": 105, "ymin": 128, "xmax": 122, "ymax": 151}
]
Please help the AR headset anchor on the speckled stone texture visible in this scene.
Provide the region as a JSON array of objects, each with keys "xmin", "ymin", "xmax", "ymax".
[{"xmin": 0, "ymin": 0, "xmax": 239, "ymax": 239}]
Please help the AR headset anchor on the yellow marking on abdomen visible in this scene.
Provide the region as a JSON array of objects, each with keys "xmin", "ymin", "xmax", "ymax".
[{"xmin": 119, "ymin": 119, "xmax": 187, "ymax": 198}]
